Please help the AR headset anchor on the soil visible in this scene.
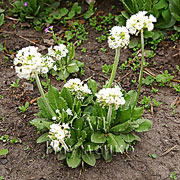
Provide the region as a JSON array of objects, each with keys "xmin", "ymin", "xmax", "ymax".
[{"xmin": 0, "ymin": 0, "xmax": 180, "ymax": 180}]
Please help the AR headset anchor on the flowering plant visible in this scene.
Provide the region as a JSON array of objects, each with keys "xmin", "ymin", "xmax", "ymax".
[
  {"xmin": 13, "ymin": 11, "xmax": 155, "ymax": 168},
  {"xmin": 46, "ymin": 43, "xmax": 84, "ymax": 82},
  {"xmin": 30, "ymin": 78, "xmax": 152, "ymax": 167}
]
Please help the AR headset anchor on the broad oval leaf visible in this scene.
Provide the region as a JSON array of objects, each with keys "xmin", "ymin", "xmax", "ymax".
[
  {"xmin": 110, "ymin": 120, "xmax": 130, "ymax": 133},
  {"xmin": 91, "ymin": 131, "xmax": 106, "ymax": 144},
  {"xmin": 37, "ymin": 132, "xmax": 50, "ymax": 143},
  {"xmin": 48, "ymin": 86, "xmax": 68, "ymax": 111},
  {"xmin": 107, "ymin": 133, "xmax": 126, "ymax": 153},
  {"xmin": 83, "ymin": 142, "xmax": 100, "ymax": 151},
  {"xmin": 66, "ymin": 149, "xmax": 81, "ymax": 168},
  {"xmin": 37, "ymin": 98, "xmax": 52, "ymax": 119},
  {"xmin": 0, "ymin": 149, "xmax": 8, "ymax": 155},
  {"xmin": 82, "ymin": 152, "xmax": 96, "ymax": 166},
  {"xmin": 30, "ymin": 118, "xmax": 53, "ymax": 130},
  {"xmin": 131, "ymin": 107, "xmax": 144, "ymax": 120},
  {"xmin": 121, "ymin": 133, "xmax": 141, "ymax": 143},
  {"xmin": 60, "ymin": 87, "xmax": 73, "ymax": 109},
  {"xmin": 135, "ymin": 119, "xmax": 152, "ymax": 132},
  {"xmin": 88, "ymin": 79, "xmax": 97, "ymax": 94}
]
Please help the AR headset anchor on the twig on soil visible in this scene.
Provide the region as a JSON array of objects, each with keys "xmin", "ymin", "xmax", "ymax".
[
  {"xmin": 161, "ymin": 145, "xmax": 178, "ymax": 156},
  {"xmin": 150, "ymin": 101, "xmax": 154, "ymax": 116},
  {"xmin": 5, "ymin": 16, "xmax": 19, "ymax": 21},
  {"xmin": 30, "ymin": 97, "xmax": 39, "ymax": 104},
  {"xmin": 175, "ymin": 97, "xmax": 180, "ymax": 107}
]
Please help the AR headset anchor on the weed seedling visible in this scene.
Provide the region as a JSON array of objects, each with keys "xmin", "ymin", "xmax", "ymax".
[
  {"xmin": 80, "ymin": 68, "xmax": 85, "ymax": 76},
  {"xmin": 102, "ymin": 64, "xmax": 112, "ymax": 75},
  {"xmin": 152, "ymin": 98, "xmax": 162, "ymax": 107},
  {"xmin": 10, "ymin": 79, "xmax": 20, "ymax": 88},
  {"xmin": 176, "ymin": 65, "xmax": 180, "ymax": 72},
  {"xmin": 0, "ymin": 134, "xmax": 9, "ymax": 142},
  {"xmin": 19, "ymin": 102, "xmax": 29, "ymax": 113},
  {"xmin": 171, "ymin": 104, "xmax": 176, "ymax": 116},
  {"xmin": 0, "ymin": 95, "xmax": 3, "ymax": 98},
  {"xmin": 170, "ymin": 171, "xmax": 177, "ymax": 180},
  {"xmin": 10, "ymin": 138, "xmax": 19, "ymax": 144},
  {"xmin": 151, "ymin": 87, "xmax": 158, "ymax": 93},
  {"xmin": 100, "ymin": 47, "xmax": 107, "ymax": 53},
  {"xmin": 81, "ymin": 47, "xmax": 86, "ymax": 53},
  {"xmin": 140, "ymin": 96, "xmax": 151, "ymax": 109},
  {"xmin": 148, "ymin": 153, "xmax": 157, "ymax": 159}
]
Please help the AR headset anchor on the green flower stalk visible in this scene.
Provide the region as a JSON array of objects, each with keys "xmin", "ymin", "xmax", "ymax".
[
  {"xmin": 134, "ymin": 29, "xmax": 144, "ymax": 107},
  {"xmin": 35, "ymin": 72, "xmax": 56, "ymax": 117},
  {"xmin": 107, "ymin": 26, "xmax": 130, "ymax": 88},
  {"xmin": 108, "ymin": 47, "xmax": 121, "ymax": 88},
  {"xmin": 126, "ymin": 11, "xmax": 157, "ymax": 107}
]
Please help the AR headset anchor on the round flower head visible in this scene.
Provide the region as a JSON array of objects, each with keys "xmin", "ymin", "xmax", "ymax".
[
  {"xmin": 49, "ymin": 123, "xmax": 70, "ymax": 152},
  {"xmin": 14, "ymin": 46, "xmax": 53, "ymax": 80},
  {"xmin": 126, "ymin": 11, "xmax": 157, "ymax": 35},
  {"xmin": 108, "ymin": 26, "xmax": 130, "ymax": 49},
  {"xmin": 96, "ymin": 86, "xmax": 125, "ymax": 109},
  {"xmin": 48, "ymin": 44, "xmax": 68, "ymax": 61},
  {"xmin": 64, "ymin": 78, "xmax": 92, "ymax": 100}
]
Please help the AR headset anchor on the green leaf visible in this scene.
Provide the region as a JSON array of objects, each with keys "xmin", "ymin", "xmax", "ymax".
[
  {"xmin": 101, "ymin": 146, "xmax": 112, "ymax": 162},
  {"xmin": 0, "ymin": 149, "xmax": 8, "ymax": 155},
  {"xmin": 129, "ymin": 38, "xmax": 139, "ymax": 48},
  {"xmin": 107, "ymin": 133, "xmax": 126, "ymax": 153},
  {"xmin": 162, "ymin": 9, "xmax": 171, "ymax": 22},
  {"xmin": 155, "ymin": 0, "xmax": 168, "ymax": 9},
  {"xmin": 122, "ymin": 90, "xmax": 137, "ymax": 109},
  {"xmin": 82, "ymin": 96, "xmax": 93, "ymax": 106},
  {"xmin": 131, "ymin": 107, "xmax": 144, "ymax": 120},
  {"xmin": 121, "ymin": 11, "xmax": 129, "ymax": 19},
  {"xmin": 67, "ymin": 61, "xmax": 79, "ymax": 73},
  {"xmin": 0, "ymin": 9, "xmax": 5, "ymax": 13},
  {"xmin": 73, "ymin": 118, "xmax": 83, "ymax": 130},
  {"xmin": 37, "ymin": 132, "xmax": 50, "ymax": 143},
  {"xmin": 60, "ymin": 87, "xmax": 73, "ymax": 109},
  {"xmin": 135, "ymin": 119, "xmax": 152, "ymax": 132},
  {"xmin": 30, "ymin": 118, "xmax": 53, "ymax": 130},
  {"xmin": 115, "ymin": 15, "xmax": 126, "ymax": 26},
  {"xmin": 67, "ymin": 43, "xmax": 75, "ymax": 63},
  {"xmin": 83, "ymin": 142, "xmax": 100, "ymax": 151},
  {"xmin": 88, "ymin": 79, "xmax": 97, "ymax": 94},
  {"xmin": 0, "ymin": 14, "xmax": 4, "ymax": 26},
  {"xmin": 91, "ymin": 131, "xmax": 106, "ymax": 143},
  {"xmin": 48, "ymin": 86, "xmax": 67, "ymax": 111},
  {"xmin": 37, "ymin": 98, "xmax": 52, "ymax": 119},
  {"xmin": 174, "ymin": 25, "xmax": 180, "ymax": 32},
  {"xmin": 121, "ymin": 133, "xmax": 140, "ymax": 143},
  {"xmin": 66, "ymin": 149, "xmax": 81, "ymax": 168},
  {"xmin": 82, "ymin": 152, "xmax": 96, "ymax": 166},
  {"xmin": 116, "ymin": 108, "xmax": 131, "ymax": 124},
  {"xmin": 110, "ymin": 120, "xmax": 130, "ymax": 133}
]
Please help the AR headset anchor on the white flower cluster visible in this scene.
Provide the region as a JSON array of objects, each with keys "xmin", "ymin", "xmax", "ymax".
[
  {"xmin": 46, "ymin": 44, "xmax": 68, "ymax": 72},
  {"xmin": 108, "ymin": 26, "xmax": 130, "ymax": 49},
  {"xmin": 96, "ymin": 86, "xmax": 125, "ymax": 109},
  {"xmin": 126, "ymin": 11, "xmax": 157, "ymax": 35},
  {"xmin": 64, "ymin": 78, "xmax": 92, "ymax": 100},
  {"xmin": 48, "ymin": 44, "xmax": 68, "ymax": 61},
  {"xmin": 14, "ymin": 46, "xmax": 54, "ymax": 80},
  {"xmin": 49, "ymin": 123, "xmax": 70, "ymax": 152}
]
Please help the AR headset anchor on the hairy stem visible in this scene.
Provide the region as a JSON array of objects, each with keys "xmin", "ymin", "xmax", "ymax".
[
  {"xmin": 108, "ymin": 47, "xmax": 121, "ymax": 88},
  {"xmin": 134, "ymin": 29, "xmax": 144, "ymax": 108}
]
